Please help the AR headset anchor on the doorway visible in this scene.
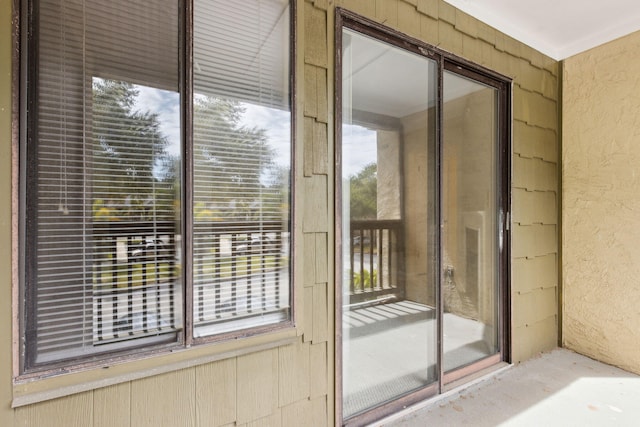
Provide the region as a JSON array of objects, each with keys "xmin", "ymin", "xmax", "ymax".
[{"xmin": 335, "ymin": 10, "xmax": 511, "ymax": 426}]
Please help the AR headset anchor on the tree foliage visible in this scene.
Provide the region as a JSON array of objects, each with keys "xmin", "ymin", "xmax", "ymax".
[
  {"xmin": 349, "ymin": 163, "xmax": 377, "ymax": 220},
  {"xmin": 92, "ymin": 79, "xmax": 175, "ymax": 221},
  {"xmin": 193, "ymin": 96, "xmax": 280, "ymax": 221}
]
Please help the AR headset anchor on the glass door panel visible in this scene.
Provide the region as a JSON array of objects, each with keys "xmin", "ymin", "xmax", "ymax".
[
  {"xmin": 442, "ymin": 71, "xmax": 499, "ymax": 372},
  {"xmin": 341, "ymin": 29, "xmax": 438, "ymax": 418}
]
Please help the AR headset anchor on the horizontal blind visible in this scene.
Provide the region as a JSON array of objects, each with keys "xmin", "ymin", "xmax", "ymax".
[
  {"xmin": 192, "ymin": 0, "xmax": 291, "ymax": 336},
  {"xmin": 28, "ymin": 0, "xmax": 182, "ymax": 367}
]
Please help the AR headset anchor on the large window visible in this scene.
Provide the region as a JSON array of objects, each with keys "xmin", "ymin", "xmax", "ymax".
[{"xmin": 20, "ymin": 0, "xmax": 292, "ymax": 373}]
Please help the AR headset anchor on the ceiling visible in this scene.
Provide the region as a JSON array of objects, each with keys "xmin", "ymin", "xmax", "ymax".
[{"xmin": 443, "ymin": 0, "xmax": 640, "ymax": 60}]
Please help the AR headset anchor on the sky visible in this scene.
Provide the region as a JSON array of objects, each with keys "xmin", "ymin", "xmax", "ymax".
[{"xmin": 132, "ymin": 83, "xmax": 377, "ymax": 180}]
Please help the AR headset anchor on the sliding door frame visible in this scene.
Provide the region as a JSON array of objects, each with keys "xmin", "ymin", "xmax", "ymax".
[{"xmin": 334, "ymin": 8, "xmax": 511, "ymax": 427}]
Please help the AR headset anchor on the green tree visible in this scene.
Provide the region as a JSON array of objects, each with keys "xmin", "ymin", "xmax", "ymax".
[
  {"xmin": 350, "ymin": 163, "xmax": 377, "ymax": 219},
  {"xmin": 193, "ymin": 96, "xmax": 275, "ymax": 221},
  {"xmin": 92, "ymin": 78, "xmax": 174, "ymax": 221}
]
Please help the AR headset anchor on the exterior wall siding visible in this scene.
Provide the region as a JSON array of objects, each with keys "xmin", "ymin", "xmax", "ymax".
[
  {"xmin": 563, "ymin": 30, "xmax": 640, "ymax": 375},
  {"xmin": 0, "ymin": 0, "xmax": 559, "ymax": 425}
]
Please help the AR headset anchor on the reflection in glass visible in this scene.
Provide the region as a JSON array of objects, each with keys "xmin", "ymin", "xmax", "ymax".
[
  {"xmin": 29, "ymin": 0, "xmax": 183, "ymax": 365},
  {"xmin": 341, "ymin": 29, "xmax": 438, "ymax": 418},
  {"xmin": 442, "ymin": 71, "xmax": 499, "ymax": 371},
  {"xmin": 192, "ymin": 0, "xmax": 291, "ymax": 336},
  {"xmin": 91, "ymin": 78, "xmax": 182, "ymax": 344}
]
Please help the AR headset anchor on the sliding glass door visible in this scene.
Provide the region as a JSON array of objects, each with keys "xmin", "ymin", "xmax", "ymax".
[
  {"xmin": 337, "ymin": 11, "xmax": 510, "ymax": 426},
  {"xmin": 340, "ymin": 28, "xmax": 438, "ymax": 419}
]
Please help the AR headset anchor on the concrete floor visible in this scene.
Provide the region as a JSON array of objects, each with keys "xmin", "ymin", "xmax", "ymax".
[{"xmin": 380, "ymin": 348, "xmax": 640, "ymax": 427}]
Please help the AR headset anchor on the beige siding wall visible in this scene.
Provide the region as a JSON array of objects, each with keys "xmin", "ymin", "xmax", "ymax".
[
  {"xmin": 563, "ymin": 30, "xmax": 640, "ymax": 375},
  {"xmin": 0, "ymin": 0, "xmax": 560, "ymax": 425}
]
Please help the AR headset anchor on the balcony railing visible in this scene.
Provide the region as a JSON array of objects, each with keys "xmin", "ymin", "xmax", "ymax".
[
  {"xmin": 92, "ymin": 220, "xmax": 288, "ymax": 342},
  {"xmin": 348, "ymin": 219, "xmax": 404, "ymax": 305}
]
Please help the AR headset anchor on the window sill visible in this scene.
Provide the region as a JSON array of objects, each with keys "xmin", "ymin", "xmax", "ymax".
[{"xmin": 12, "ymin": 326, "xmax": 298, "ymax": 408}]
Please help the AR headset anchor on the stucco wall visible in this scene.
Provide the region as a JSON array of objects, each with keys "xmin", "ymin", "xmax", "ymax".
[
  {"xmin": 0, "ymin": 0, "xmax": 560, "ymax": 425},
  {"xmin": 563, "ymin": 30, "xmax": 640, "ymax": 375}
]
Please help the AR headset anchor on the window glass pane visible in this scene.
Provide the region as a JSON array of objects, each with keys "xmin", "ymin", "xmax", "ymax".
[
  {"xmin": 442, "ymin": 71, "xmax": 499, "ymax": 371},
  {"xmin": 27, "ymin": 0, "xmax": 182, "ymax": 367},
  {"xmin": 341, "ymin": 29, "xmax": 438, "ymax": 418},
  {"xmin": 192, "ymin": 0, "xmax": 291, "ymax": 337}
]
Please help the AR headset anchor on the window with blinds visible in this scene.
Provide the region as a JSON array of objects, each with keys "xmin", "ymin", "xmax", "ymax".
[
  {"xmin": 23, "ymin": 0, "xmax": 292, "ymax": 371},
  {"xmin": 192, "ymin": 0, "xmax": 291, "ymax": 337}
]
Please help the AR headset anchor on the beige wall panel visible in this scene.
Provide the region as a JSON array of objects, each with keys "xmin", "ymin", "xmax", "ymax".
[
  {"xmin": 304, "ymin": 232, "xmax": 316, "ymax": 286},
  {"xmin": 279, "ymin": 340, "xmax": 310, "ymax": 405},
  {"xmin": 512, "ymin": 254, "xmax": 557, "ymax": 294},
  {"xmin": 304, "ymin": 64, "xmax": 318, "ymax": 119},
  {"xmin": 236, "ymin": 349, "xmax": 278, "ymax": 424},
  {"xmin": 309, "ymin": 342, "xmax": 328, "ymax": 398},
  {"xmin": 313, "ymin": 121, "xmax": 328, "ymax": 175},
  {"xmin": 315, "ymin": 68, "xmax": 329, "ymax": 124},
  {"xmin": 303, "ymin": 175, "xmax": 328, "ymax": 232},
  {"xmin": 438, "ymin": 0, "xmax": 456, "ymax": 24},
  {"xmin": 513, "ymin": 120, "xmax": 557, "ymax": 163},
  {"xmin": 310, "ymin": 396, "xmax": 328, "ymax": 427},
  {"xmin": 315, "ymin": 233, "xmax": 328, "ymax": 283},
  {"xmin": 94, "ymin": 383, "xmax": 130, "ymax": 427},
  {"xmin": 511, "ymin": 315, "xmax": 557, "ymax": 363},
  {"xmin": 512, "ymin": 287, "xmax": 557, "ymax": 327},
  {"xmin": 513, "ymin": 155, "xmax": 557, "ymax": 192},
  {"xmin": 337, "ymin": 0, "xmax": 376, "ymax": 17},
  {"xmin": 304, "ymin": 286, "xmax": 314, "ymax": 342},
  {"xmin": 313, "ymin": 283, "xmax": 329, "ymax": 343},
  {"xmin": 304, "ymin": 2, "xmax": 327, "ymax": 68},
  {"xmin": 130, "ymin": 369, "xmax": 195, "ymax": 427},
  {"xmin": 514, "ymin": 87, "xmax": 557, "ymax": 130},
  {"xmin": 420, "ymin": 14, "xmax": 439, "ymax": 42},
  {"xmin": 477, "ymin": 20, "xmax": 495, "ymax": 45},
  {"xmin": 281, "ymin": 398, "xmax": 312, "ymax": 427},
  {"xmin": 14, "ymin": 392, "xmax": 93, "ymax": 427},
  {"xmin": 242, "ymin": 408, "xmax": 282, "ymax": 427},
  {"xmin": 512, "ymin": 188, "xmax": 557, "ymax": 226},
  {"xmin": 398, "ymin": 1, "xmax": 420, "ymax": 37},
  {"xmin": 304, "ymin": 117, "xmax": 314, "ymax": 176},
  {"xmin": 416, "ymin": 0, "xmax": 438, "ymax": 20},
  {"xmin": 564, "ymin": 30, "xmax": 640, "ymax": 375},
  {"xmin": 397, "ymin": 0, "xmax": 421, "ymax": 38},
  {"xmin": 512, "ymin": 224, "xmax": 556, "ymax": 259},
  {"xmin": 462, "ymin": 34, "xmax": 483, "ymax": 64},
  {"xmin": 195, "ymin": 358, "xmax": 236, "ymax": 427},
  {"xmin": 313, "ymin": 0, "xmax": 329, "ymax": 11},
  {"xmin": 455, "ymin": 10, "xmax": 479, "ymax": 38},
  {"xmin": 438, "ymin": 21, "xmax": 463, "ymax": 53},
  {"xmin": 303, "ymin": 175, "xmax": 328, "ymax": 233},
  {"xmin": 375, "ymin": 0, "xmax": 399, "ymax": 28}
]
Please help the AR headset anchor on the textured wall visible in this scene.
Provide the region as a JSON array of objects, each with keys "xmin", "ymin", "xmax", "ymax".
[
  {"xmin": 1, "ymin": 0, "xmax": 560, "ymax": 425},
  {"xmin": 563, "ymin": 30, "xmax": 640, "ymax": 375}
]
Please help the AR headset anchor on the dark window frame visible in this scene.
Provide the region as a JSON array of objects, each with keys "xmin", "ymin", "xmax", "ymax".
[
  {"xmin": 334, "ymin": 8, "xmax": 511, "ymax": 426},
  {"xmin": 16, "ymin": 0, "xmax": 297, "ymax": 379}
]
